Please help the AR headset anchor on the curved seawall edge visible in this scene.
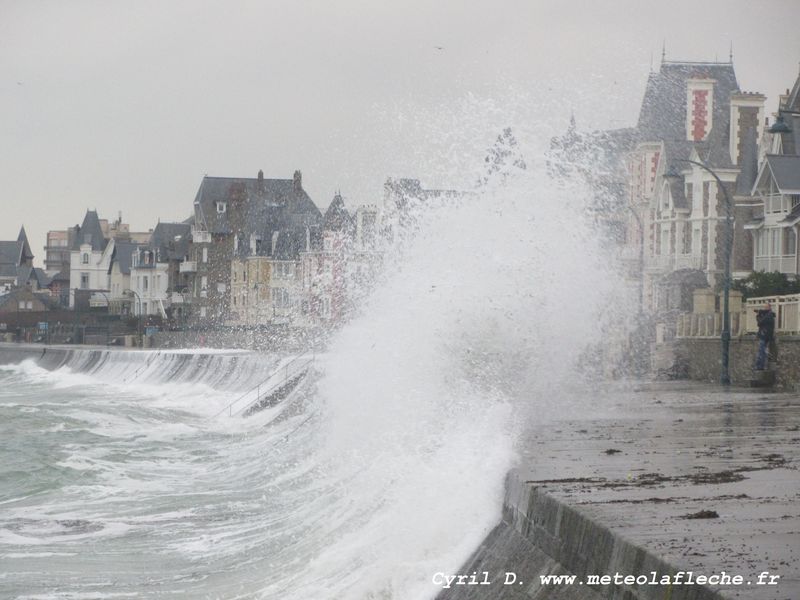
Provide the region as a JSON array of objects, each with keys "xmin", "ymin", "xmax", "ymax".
[{"xmin": 436, "ymin": 469, "xmax": 726, "ymax": 600}]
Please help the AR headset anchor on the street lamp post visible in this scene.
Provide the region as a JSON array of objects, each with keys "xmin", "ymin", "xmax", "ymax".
[
  {"xmin": 626, "ymin": 204, "xmax": 646, "ymax": 376},
  {"xmin": 92, "ymin": 290, "xmax": 111, "ymax": 345},
  {"xmin": 627, "ymin": 205, "xmax": 645, "ymax": 315},
  {"xmin": 178, "ymin": 287, "xmax": 190, "ymax": 332},
  {"xmin": 125, "ymin": 289, "xmax": 142, "ymax": 343},
  {"xmin": 665, "ymin": 159, "xmax": 733, "ymax": 385}
]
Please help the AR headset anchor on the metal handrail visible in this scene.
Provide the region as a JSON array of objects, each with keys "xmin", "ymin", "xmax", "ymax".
[
  {"xmin": 212, "ymin": 353, "xmax": 314, "ymax": 418},
  {"xmin": 238, "ymin": 357, "xmax": 314, "ymax": 418}
]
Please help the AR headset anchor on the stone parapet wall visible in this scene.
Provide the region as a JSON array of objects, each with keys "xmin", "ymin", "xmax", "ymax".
[{"xmin": 679, "ymin": 336, "xmax": 800, "ymax": 388}]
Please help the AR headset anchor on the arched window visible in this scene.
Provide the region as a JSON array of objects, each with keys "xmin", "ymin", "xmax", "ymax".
[{"xmin": 82, "ymin": 253, "xmax": 89, "ymax": 264}]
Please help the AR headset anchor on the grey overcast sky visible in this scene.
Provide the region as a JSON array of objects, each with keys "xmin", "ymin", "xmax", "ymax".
[{"xmin": 1, "ymin": 0, "xmax": 799, "ymax": 258}]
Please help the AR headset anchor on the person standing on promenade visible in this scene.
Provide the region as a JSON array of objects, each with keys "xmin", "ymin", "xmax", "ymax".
[{"xmin": 755, "ymin": 302, "xmax": 776, "ymax": 370}]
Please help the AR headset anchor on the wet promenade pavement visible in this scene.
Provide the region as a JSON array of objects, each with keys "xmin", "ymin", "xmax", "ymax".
[{"xmin": 516, "ymin": 382, "xmax": 799, "ymax": 599}]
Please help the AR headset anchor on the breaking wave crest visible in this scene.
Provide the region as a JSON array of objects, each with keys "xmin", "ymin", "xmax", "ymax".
[{"xmin": 0, "ymin": 147, "xmax": 615, "ymax": 599}]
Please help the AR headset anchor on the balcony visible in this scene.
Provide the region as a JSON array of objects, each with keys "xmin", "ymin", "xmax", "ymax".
[
  {"xmin": 754, "ymin": 255, "xmax": 797, "ymax": 274},
  {"xmin": 646, "ymin": 254, "xmax": 704, "ymax": 272},
  {"xmin": 617, "ymin": 245, "xmax": 640, "ymax": 261},
  {"xmin": 192, "ymin": 228, "xmax": 212, "ymax": 244},
  {"xmin": 169, "ymin": 292, "xmax": 190, "ymax": 304},
  {"xmin": 673, "ymin": 254, "xmax": 703, "ymax": 270},
  {"xmin": 179, "ymin": 261, "xmax": 197, "ymax": 273}
]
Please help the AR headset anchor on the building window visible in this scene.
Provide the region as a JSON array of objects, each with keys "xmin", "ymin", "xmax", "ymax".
[
  {"xmin": 143, "ymin": 276, "xmax": 149, "ymax": 291},
  {"xmin": 216, "ymin": 201, "xmax": 226, "ymax": 213},
  {"xmin": 18, "ymin": 301, "xmax": 25, "ymax": 310},
  {"xmin": 276, "ymin": 262, "xmax": 295, "ymax": 277},
  {"xmin": 142, "ymin": 302, "xmax": 148, "ymax": 314},
  {"xmin": 757, "ymin": 230, "xmax": 768, "ymax": 257},
  {"xmin": 785, "ymin": 228, "xmax": 796, "ymax": 256},
  {"xmin": 271, "ymin": 288, "xmax": 290, "ymax": 308},
  {"xmin": 202, "ymin": 247, "xmax": 208, "ymax": 263},
  {"xmin": 82, "ymin": 253, "xmax": 89, "ymax": 264},
  {"xmin": 80, "ymin": 273, "xmax": 89, "ymax": 289},
  {"xmin": 682, "ymin": 226, "xmax": 691, "ymax": 254}
]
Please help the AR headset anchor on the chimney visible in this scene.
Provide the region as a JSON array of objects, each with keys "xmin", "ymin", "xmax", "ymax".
[
  {"xmin": 729, "ymin": 92, "xmax": 766, "ymax": 165},
  {"xmin": 293, "ymin": 170, "xmax": 302, "ymax": 192},
  {"xmin": 686, "ymin": 79, "xmax": 715, "ymax": 142},
  {"xmin": 257, "ymin": 169, "xmax": 264, "ymax": 191}
]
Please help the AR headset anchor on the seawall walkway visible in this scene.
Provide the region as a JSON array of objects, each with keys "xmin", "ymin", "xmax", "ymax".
[{"xmin": 439, "ymin": 382, "xmax": 798, "ymax": 600}]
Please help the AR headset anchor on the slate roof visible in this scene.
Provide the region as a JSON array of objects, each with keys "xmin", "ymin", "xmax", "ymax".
[
  {"xmin": 193, "ymin": 173, "xmax": 321, "ymax": 238},
  {"xmin": 272, "ymin": 227, "xmax": 314, "ymax": 261},
  {"xmin": 637, "ymin": 62, "xmax": 738, "ymax": 143},
  {"xmin": 49, "ymin": 270, "xmax": 70, "ymax": 283},
  {"xmin": 668, "ymin": 176, "xmax": 688, "ymax": 209},
  {"xmin": 779, "ymin": 202, "xmax": 800, "ymax": 226},
  {"xmin": 784, "ymin": 70, "xmax": 800, "ymax": 113},
  {"xmin": 0, "ymin": 241, "xmax": 23, "ymax": 268},
  {"xmin": 765, "ymin": 155, "xmax": 800, "ymax": 193},
  {"xmin": 17, "ymin": 227, "xmax": 33, "ymax": 262},
  {"xmin": 149, "ymin": 222, "xmax": 191, "ymax": 261},
  {"xmin": 109, "ymin": 240, "xmax": 145, "ymax": 275},
  {"xmin": 775, "ymin": 113, "xmax": 800, "ymax": 156},
  {"xmin": 72, "ymin": 210, "xmax": 108, "ymax": 251},
  {"xmin": 323, "ymin": 193, "xmax": 354, "ymax": 233},
  {"xmin": 32, "ymin": 268, "xmax": 51, "ymax": 287},
  {"xmin": 0, "ymin": 228, "xmax": 34, "ymax": 284},
  {"xmin": 636, "ymin": 61, "xmax": 742, "ymax": 175}
]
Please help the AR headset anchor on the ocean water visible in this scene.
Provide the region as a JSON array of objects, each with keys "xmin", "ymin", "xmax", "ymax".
[{"xmin": 0, "ymin": 164, "xmax": 617, "ymax": 599}]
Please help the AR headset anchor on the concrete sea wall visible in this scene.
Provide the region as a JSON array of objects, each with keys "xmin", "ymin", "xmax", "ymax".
[
  {"xmin": 439, "ymin": 383, "xmax": 798, "ymax": 600},
  {"xmin": 0, "ymin": 343, "xmax": 70, "ymax": 368},
  {"xmin": 437, "ymin": 471, "xmax": 723, "ymax": 600}
]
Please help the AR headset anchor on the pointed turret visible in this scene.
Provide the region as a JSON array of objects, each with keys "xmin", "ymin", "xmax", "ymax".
[{"xmin": 17, "ymin": 226, "xmax": 33, "ymax": 265}]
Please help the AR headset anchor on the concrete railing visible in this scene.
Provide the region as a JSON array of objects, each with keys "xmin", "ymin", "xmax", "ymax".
[
  {"xmin": 677, "ymin": 293, "xmax": 800, "ymax": 338},
  {"xmin": 645, "ymin": 253, "xmax": 703, "ymax": 271},
  {"xmin": 754, "ymin": 256, "xmax": 797, "ymax": 274},
  {"xmin": 676, "ymin": 311, "xmax": 747, "ymax": 338},
  {"xmin": 745, "ymin": 294, "xmax": 800, "ymax": 335}
]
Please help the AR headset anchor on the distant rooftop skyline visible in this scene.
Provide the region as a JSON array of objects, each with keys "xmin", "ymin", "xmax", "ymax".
[{"xmin": 2, "ymin": 0, "xmax": 799, "ymax": 260}]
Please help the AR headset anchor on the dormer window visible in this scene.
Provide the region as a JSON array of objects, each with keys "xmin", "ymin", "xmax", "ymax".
[{"xmin": 216, "ymin": 201, "xmax": 227, "ymax": 214}]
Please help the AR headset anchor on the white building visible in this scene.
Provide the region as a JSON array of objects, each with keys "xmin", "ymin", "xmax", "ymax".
[
  {"xmin": 68, "ymin": 211, "xmax": 113, "ymax": 308},
  {"xmin": 129, "ymin": 222, "xmax": 192, "ymax": 317}
]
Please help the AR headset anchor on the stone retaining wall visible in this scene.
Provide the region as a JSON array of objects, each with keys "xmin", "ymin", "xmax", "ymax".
[{"xmin": 679, "ymin": 335, "xmax": 800, "ymax": 389}]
